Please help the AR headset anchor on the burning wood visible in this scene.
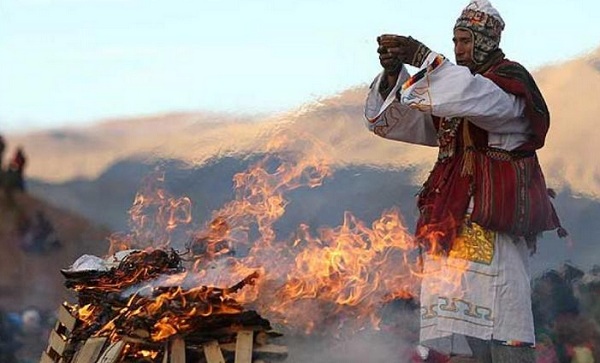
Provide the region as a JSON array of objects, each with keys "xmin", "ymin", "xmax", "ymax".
[
  {"xmin": 40, "ymin": 137, "xmax": 424, "ymax": 362},
  {"xmin": 62, "ymin": 249, "xmax": 183, "ymax": 292},
  {"xmin": 41, "ymin": 249, "xmax": 287, "ymax": 363}
]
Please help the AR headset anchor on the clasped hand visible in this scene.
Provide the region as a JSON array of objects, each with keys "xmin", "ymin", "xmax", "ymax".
[{"xmin": 377, "ymin": 34, "xmax": 431, "ymax": 75}]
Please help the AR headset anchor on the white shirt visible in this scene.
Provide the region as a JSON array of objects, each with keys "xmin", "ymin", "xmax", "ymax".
[{"xmin": 364, "ymin": 52, "xmax": 533, "ymax": 151}]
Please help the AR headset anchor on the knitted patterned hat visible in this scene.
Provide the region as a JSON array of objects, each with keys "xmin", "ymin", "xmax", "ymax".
[{"xmin": 454, "ymin": 0, "xmax": 505, "ymax": 64}]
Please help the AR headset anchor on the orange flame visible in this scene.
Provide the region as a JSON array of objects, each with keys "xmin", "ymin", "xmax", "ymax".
[
  {"xmin": 77, "ymin": 304, "xmax": 97, "ymax": 326},
  {"xmin": 136, "ymin": 350, "xmax": 159, "ymax": 359},
  {"xmin": 78, "ymin": 129, "xmax": 469, "ymax": 340},
  {"xmin": 108, "ymin": 170, "xmax": 192, "ymax": 255},
  {"xmin": 180, "ymin": 131, "xmax": 421, "ymax": 333},
  {"xmin": 229, "ymin": 209, "xmax": 419, "ymax": 333}
]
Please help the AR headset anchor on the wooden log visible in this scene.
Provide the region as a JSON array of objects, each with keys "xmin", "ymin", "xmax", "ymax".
[
  {"xmin": 48, "ymin": 330, "xmax": 68, "ymax": 355},
  {"xmin": 234, "ymin": 330, "xmax": 254, "ymax": 363},
  {"xmin": 39, "ymin": 351, "xmax": 56, "ymax": 363},
  {"xmin": 96, "ymin": 341, "xmax": 125, "ymax": 363},
  {"xmin": 203, "ymin": 340, "xmax": 226, "ymax": 363},
  {"xmin": 162, "ymin": 342, "xmax": 169, "ymax": 363},
  {"xmin": 57, "ymin": 304, "xmax": 78, "ymax": 332},
  {"xmin": 170, "ymin": 337, "xmax": 186, "ymax": 363},
  {"xmin": 185, "ymin": 325, "xmax": 270, "ymax": 346},
  {"xmin": 71, "ymin": 337, "xmax": 107, "ymax": 363},
  {"xmin": 251, "ymin": 344, "xmax": 288, "ymax": 356}
]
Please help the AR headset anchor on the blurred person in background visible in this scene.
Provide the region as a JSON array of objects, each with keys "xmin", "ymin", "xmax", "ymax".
[
  {"xmin": 0, "ymin": 308, "xmax": 19, "ymax": 363},
  {"xmin": 0, "ymin": 135, "xmax": 5, "ymax": 171}
]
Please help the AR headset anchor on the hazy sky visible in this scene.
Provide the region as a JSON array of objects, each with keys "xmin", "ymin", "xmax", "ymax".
[{"xmin": 1, "ymin": 0, "xmax": 599, "ymax": 133}]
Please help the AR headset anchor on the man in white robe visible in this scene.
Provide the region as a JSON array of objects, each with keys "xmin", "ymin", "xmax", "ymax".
[{"xmin": 364, "ymin": 1, "xmax": 565, "ymax": 362}]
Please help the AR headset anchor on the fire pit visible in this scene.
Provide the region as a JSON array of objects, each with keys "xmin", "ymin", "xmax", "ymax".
[{"xmin": 39, "ymin": 249, "xmax": 288, "ymax": 363}]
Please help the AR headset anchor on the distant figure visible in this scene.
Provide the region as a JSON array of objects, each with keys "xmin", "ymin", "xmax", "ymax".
[
  {"xmin": 17, "ymin": 308, "xmax": 49, "ymax": 363},
  {"xmin": 0, "ymin": 309, "xmax": 19, "ymax": 363},
  {"xmin": 554, "ymin": 315, "xmax": 600, "ymax": 363},
  {"xmin": 0, "ymin": 135, "xmax": 5, "ymax": 188},
  {"xmin": 9, "ymin": 147, "xmax": 26, "ymax": 192},
  {"xmin": 577, "ymin": 268, "xmax": 600, "ymax": 328},
  {"xmin": 0, "ymin": 135, "xmax": 5, "ymax": 171},
  {"xmin": 20, "ymin": 211, "xmax": 61, "ymax": 254},
  {"xmin": 530, "ymin": 268, "xmax": 598, "ymax": 363},
  {"xmin": 532, "ymin": 270, "xmax": 580, "ymax": 330},
  {"xmin": 4, "ymin": 147, "xmax": 27, "ymax": 198},
  {"xmin": 20, "ymin": 309, "xmax": 41, "ymax": 336}
]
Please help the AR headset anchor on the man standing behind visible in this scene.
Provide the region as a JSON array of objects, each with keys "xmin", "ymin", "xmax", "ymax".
[
  {"xmin": 364, "ymin": 1, "xmax": 565, "ymax": 362},
  {"xmin": 0, "ymin": 135, "xmax": 5, "ymax": 171}
]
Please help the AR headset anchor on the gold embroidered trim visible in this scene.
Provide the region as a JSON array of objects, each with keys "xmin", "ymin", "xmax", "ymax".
[{"xmin": 449, "ymin": 220, "xmax": 496, "ymax": 265}]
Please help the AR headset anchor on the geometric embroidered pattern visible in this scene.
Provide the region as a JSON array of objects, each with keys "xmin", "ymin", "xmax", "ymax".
[{"xmin": 421, "ymin": 297, "xmax": 494, "ymax": 324}]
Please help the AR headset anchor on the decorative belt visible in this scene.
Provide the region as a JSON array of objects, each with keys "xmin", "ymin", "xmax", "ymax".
[{"xmin": 478, "ymin": 146, "xmax": 535, "ymax": 161}]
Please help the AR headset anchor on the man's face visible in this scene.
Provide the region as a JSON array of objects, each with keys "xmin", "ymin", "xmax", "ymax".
[{"xmin": 453, "ymin": 28, "xmax": 474, "ymax": 70}]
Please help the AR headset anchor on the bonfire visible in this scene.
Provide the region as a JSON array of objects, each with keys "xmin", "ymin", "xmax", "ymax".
[{"xmin": 39, "ymin": 133, "xmax": 424, "ymax": 362}]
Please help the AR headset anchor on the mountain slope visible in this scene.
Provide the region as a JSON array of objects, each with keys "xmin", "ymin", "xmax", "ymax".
[
  {"xmin": 0, "ymin": 192, "xmax": 110, "ymax": 310},
  {"xmin": 7, "ymin": 112, "xmax": 271, "ymax": 183},
  {"xmin": 533, "ymin": 49, "xmax": 600, "ymax": 196},
  {"xmin": 9, "ymin": 46, "xmax": 600, "ymax": 197}
]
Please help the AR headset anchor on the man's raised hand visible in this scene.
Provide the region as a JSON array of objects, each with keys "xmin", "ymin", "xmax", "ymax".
[
  {"xmin": 377, "ymin": 34, "xmax": 403, "ymax": 75},
  {"xmin": 377, "ymin": 35, "xmax": 432, "ymax": 69}
]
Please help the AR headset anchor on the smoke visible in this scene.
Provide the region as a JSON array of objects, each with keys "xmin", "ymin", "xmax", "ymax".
[
  {"xmin": 119, "ymin": 258, "xmax": 253, "ymax": 298},
  {"xmin": 284, "ymin": 330, "xmax": 414, "ymax": 363},
  {"xmin": 273, "ymin": 296, "xmax": 419, "ymax": 362}
]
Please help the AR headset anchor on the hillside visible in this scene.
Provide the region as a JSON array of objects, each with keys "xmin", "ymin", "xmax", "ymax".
[
  {"xmin": 0, "ymin": 191, "xmax": 110, "ymax": 310},
  {"xmin": 24, "ymin": 154, "xmax": 600, "ymax": 275},
  {"xmin": 7, "ymin": 46, "xmax": 600, "ymax": 198},
  {"xmin": 533, "ymin": 47, "xmax": 600, "ymax": 196},
  {"xmin": 6, "ymin": 112, "xmax": 272, "ymax": 183}
]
